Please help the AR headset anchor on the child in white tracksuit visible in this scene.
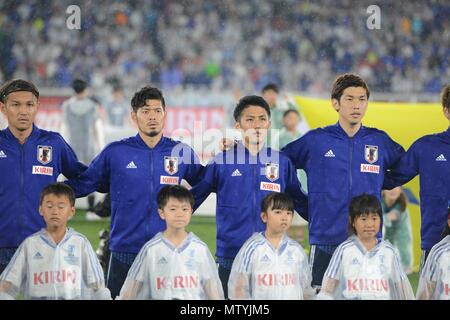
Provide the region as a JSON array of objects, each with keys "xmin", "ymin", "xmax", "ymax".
[
  {"xmin": 0, "ymin": 183, "xmax": 110, "ymax": 300},
  {"xmin": 118, "ymin": 185, "xmax": 223, "ymax": 300},
  {"xmin": 228, "ymin": 192, "xmax": 314, "ymax": 300},
  {"xmin": 317, "ymin": 193, "xmax": 414, "ymax": 300}
]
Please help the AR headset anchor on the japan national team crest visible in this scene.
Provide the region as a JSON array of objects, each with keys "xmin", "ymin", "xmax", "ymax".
[
  {"xmin": 164, "ymin": 156, "xmax": 178, "ymax": 175},
  {"xmin": 265, "ymin": 163, "xmax": 279, "ymax": 182},
  {"xmin": 37, "ymin": 145, "xmax": 52, "ymax": 165},
  {"xmin": 364, "ymin": 145, "xmax": 378, "ymax": 164}
]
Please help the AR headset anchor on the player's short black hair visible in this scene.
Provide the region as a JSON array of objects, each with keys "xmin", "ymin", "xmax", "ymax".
[
  {"xmin": 0, "ymin": 79, "xmax": 39, "ymax": 103},
  {"xmin": 72, "ymin": 79, "xmax": 88, "ymax": 94},
  {"xmin": 441, "ymin": 85, "xmax": 450, "ymax": 110},
  {"xmin": 261, "ymin": 83, "xmax": 279, "ymax": 94},
  {"xmin": 131, "ymin": 86, "xmax": 166, "ymax": 112},
  {"xmin": 348, "ymin": 193, "xmax": 381, "ymax": 235},
  {"xmin": 283, "ymin": 109, "xmax": 300, "ymax": 118},
  {"xmin": 233, "ymin": 95, "xmax": 271, "ymax": 122},
  {"xmin": 157, "ymin": 185, "xmax": 194, "ymax": 210},
  {"xmin": 331, "ymin": 73, "xmax": 370, "ymax": 102},
  {"xmin": 261, "ymin": 192, "xmax": 294, "ymax": 213},
  {"xmin": 40, "ymin": 183, "xmax": 76, "ymax": 207}
]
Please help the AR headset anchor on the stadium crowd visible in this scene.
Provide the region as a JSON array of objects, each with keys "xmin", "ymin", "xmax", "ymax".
[{"xmin": 0, "ymin": 0, "xmax": 449, "ymax": 95}]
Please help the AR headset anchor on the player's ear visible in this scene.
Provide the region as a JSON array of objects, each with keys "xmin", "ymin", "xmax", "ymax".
[
  {"xmin": 39, "ymin": 205, "xmax": 44, "ymax": 217},
  {"xmin": 234, "ymin": 121, "xmax": 241, "ymax": 130},
  {"xmin": 332, "ymin": 98, "xmax": 340, "ymax": 112},
  {"xmin": 130, "ymin": 110, "xmax": 137, "ymax": 124}
]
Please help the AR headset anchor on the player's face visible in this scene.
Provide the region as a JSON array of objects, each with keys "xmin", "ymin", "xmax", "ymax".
[
  {"xmin": 158, "ymin": 198, "xmax": 192, "ymax": 230},
  {"xmin": 235, "ymin": 105, "xmax": 271, "ymax": 147},
  {"xmin": 39, "ymin": 194, "xmax": 75, "ymax": 231},
  {"xmin": 0, "ymin": 91, "xmax": 39, "ymax": 132},
  {"xmin": 352, "ymin": 212, "xmax": 381, "ymax": 241},
  {"xmin": 262, "ymin": 208, "xmax": 293, "ymax": 235},
  {"xmin": 132, "ymin": 99, "xmax": 165, "ymax": 138},
  {"xmin": 332, "ymin": 87, "xmax": 368, "ymax": 127}
]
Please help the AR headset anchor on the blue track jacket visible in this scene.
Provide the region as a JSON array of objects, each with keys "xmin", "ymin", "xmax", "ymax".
[
  {"xmin": 0, "ymin": 125, "xmax": 86, "ymax": 247},
  {"xmin": 384, "ymin": 128, "xmax": 450, "ymax": 250},
  {"xmin": 282, "ymin": 122, "xmax": 404, "ymax": 246},
  {"xmin": 66, "ymin": 135, "xmax": 203, "ymax": 253},
  {"xmin": 190, "ymin": 142, "xmax": 308, "ymax": 259}
]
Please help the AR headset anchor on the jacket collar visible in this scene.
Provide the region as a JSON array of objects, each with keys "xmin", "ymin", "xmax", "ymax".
[
  {"xmin": 135, "ymin": 133, "xmax": 166, "ymax": 149},
  {"xmin": 333, "ymin": 121, "xmax": 365, "ymax": 139},
  {"xmin": 4, "ymin": 124, "xmax": 40, "ymax": 144}
]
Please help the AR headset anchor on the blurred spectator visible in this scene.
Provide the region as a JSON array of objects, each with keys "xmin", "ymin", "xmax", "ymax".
[
  {"xmin": 382, "ymin": 187, "xmax": 414, "ymax": 274},
  {"xmin": 0, "ymin": 0, "xmax": 448, "ymax": 95}
]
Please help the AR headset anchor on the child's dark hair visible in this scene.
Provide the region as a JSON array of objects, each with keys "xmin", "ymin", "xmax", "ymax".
[
  {"xmin": 131, "ymin": 86, "xmax": 166, "ymax": 112},
  {"xmin": 157, "ymin": 185, "xmax": 194, "ymax": 210},
  {"xmin": 0, "ymin": 79, "xmax": 39, "ymax": 103},
  {"xmin": 40, "ymin": 183, "xmax": 76, "ymax": 206},
  {"xmin": 348, "ymin": 193, "xmax": 381, "ymax": 235},
  {"xmin": 261, "ymin": 192, "xmax": 294, "ymax": 213},
  {"xmin": 233, "ymin": 95, "xmax": 271, "ymax": 122},
  {"xmin": 331, "ymin": 73, "xmax": 370, "ymax": 102}
]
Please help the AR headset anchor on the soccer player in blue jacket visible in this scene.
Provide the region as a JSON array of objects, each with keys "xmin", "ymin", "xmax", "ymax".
[
  {"xmin": 190, "ymin": 95, "xmax": 308, "ymax": 298},
  {"xmin": 0, "ymin": 79, "xmax": 86, "ymax": 274},
  {"xmin": 384, "ymin": 84, "xmax": 450, "ymax": 269},
  {"xmin": 282, "ymin": 74, "xmax": 405, "ymax": 289},
  {"xmin": 65, "ymin": 86, "xmax": 204, "ymax": 297}
]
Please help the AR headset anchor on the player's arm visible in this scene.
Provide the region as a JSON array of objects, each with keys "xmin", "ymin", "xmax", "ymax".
[
  {"xmin": 280, "ymin": 133, "xmax": 309, "ymax": 170},
  {"xmin": 383, "ymin": 139, "xmax": 417, "ymax": 190},
  {"xmin": 182, "ymin": 145, "xmax": 205, "ymax": 187},
  {"xmin": 190, "ymin": 161, "xmax": 217, "ymax": 211},
  {"xmin": 284, "ymin": 156, "xmax": 308, "ymax": 220},
  {"xmin": 298, "ymin": 249, "xmax": 315, "ymax": 300},
  {"xmin": 65, "ymin": 147, "xmax": 110, "ymax": 197},
  {"xmin": 57, "ymin": 133, "xmax": 88, "ymax": 176}
]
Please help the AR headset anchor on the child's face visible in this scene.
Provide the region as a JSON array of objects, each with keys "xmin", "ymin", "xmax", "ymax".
[
  {"xmin": 261, "ymin": 207, "xmax": 293, "ymax": 235},
  {"xmin": 158, "ymin": 197, "xmax": 192, "ymax": 230},
  {"xmin": 39, "ymin": 194, "xmax": 75, "ymax": 230},
  {"xmin": 352, "ymin": 212, "xmax": 381, "ymax": 241}
]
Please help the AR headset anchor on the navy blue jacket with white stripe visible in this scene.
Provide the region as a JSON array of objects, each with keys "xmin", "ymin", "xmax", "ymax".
[
  {"xmin": 0, "ymin": 125, "xmax": 86, "ymax": 248},
  {"xmin": 66, "ymin": 135, "xmax": 203, "ymax": 254},
  {"xmin": 282, "ymin": 122, "xmax": 404, "ymax": 246},
  {"xmin": 384, "ymin": 128, "xmax": 450, "ymax": 250},
  {"xmin": 190, "ymin": 142, "xmax": 308, "ymax": 259}
]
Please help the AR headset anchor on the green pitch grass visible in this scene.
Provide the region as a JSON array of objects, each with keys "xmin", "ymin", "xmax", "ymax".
[{"xmin": 69, "ymin": 211, "xmax": 419, "ymax": 294}]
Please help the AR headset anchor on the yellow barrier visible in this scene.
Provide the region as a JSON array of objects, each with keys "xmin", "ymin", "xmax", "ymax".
[{"xmin": 295, "ymin": 95, "xmax": 448, "ymax": 271}]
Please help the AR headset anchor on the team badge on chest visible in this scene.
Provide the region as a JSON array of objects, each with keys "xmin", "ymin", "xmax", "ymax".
[
  {"xmin": 265, "ymin": 163, "xmax": 279, "ymax": 181},
  {"xmin": 164, "ymin": 156, "xmax": 178, "ymax": 175},
  {"xmin": 364, "ymin": 145, "xmax": 378, "ymax": 164},
  {"xmin": 37, "ymin": 145, "xmax": 52, "ymax": 165}
]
